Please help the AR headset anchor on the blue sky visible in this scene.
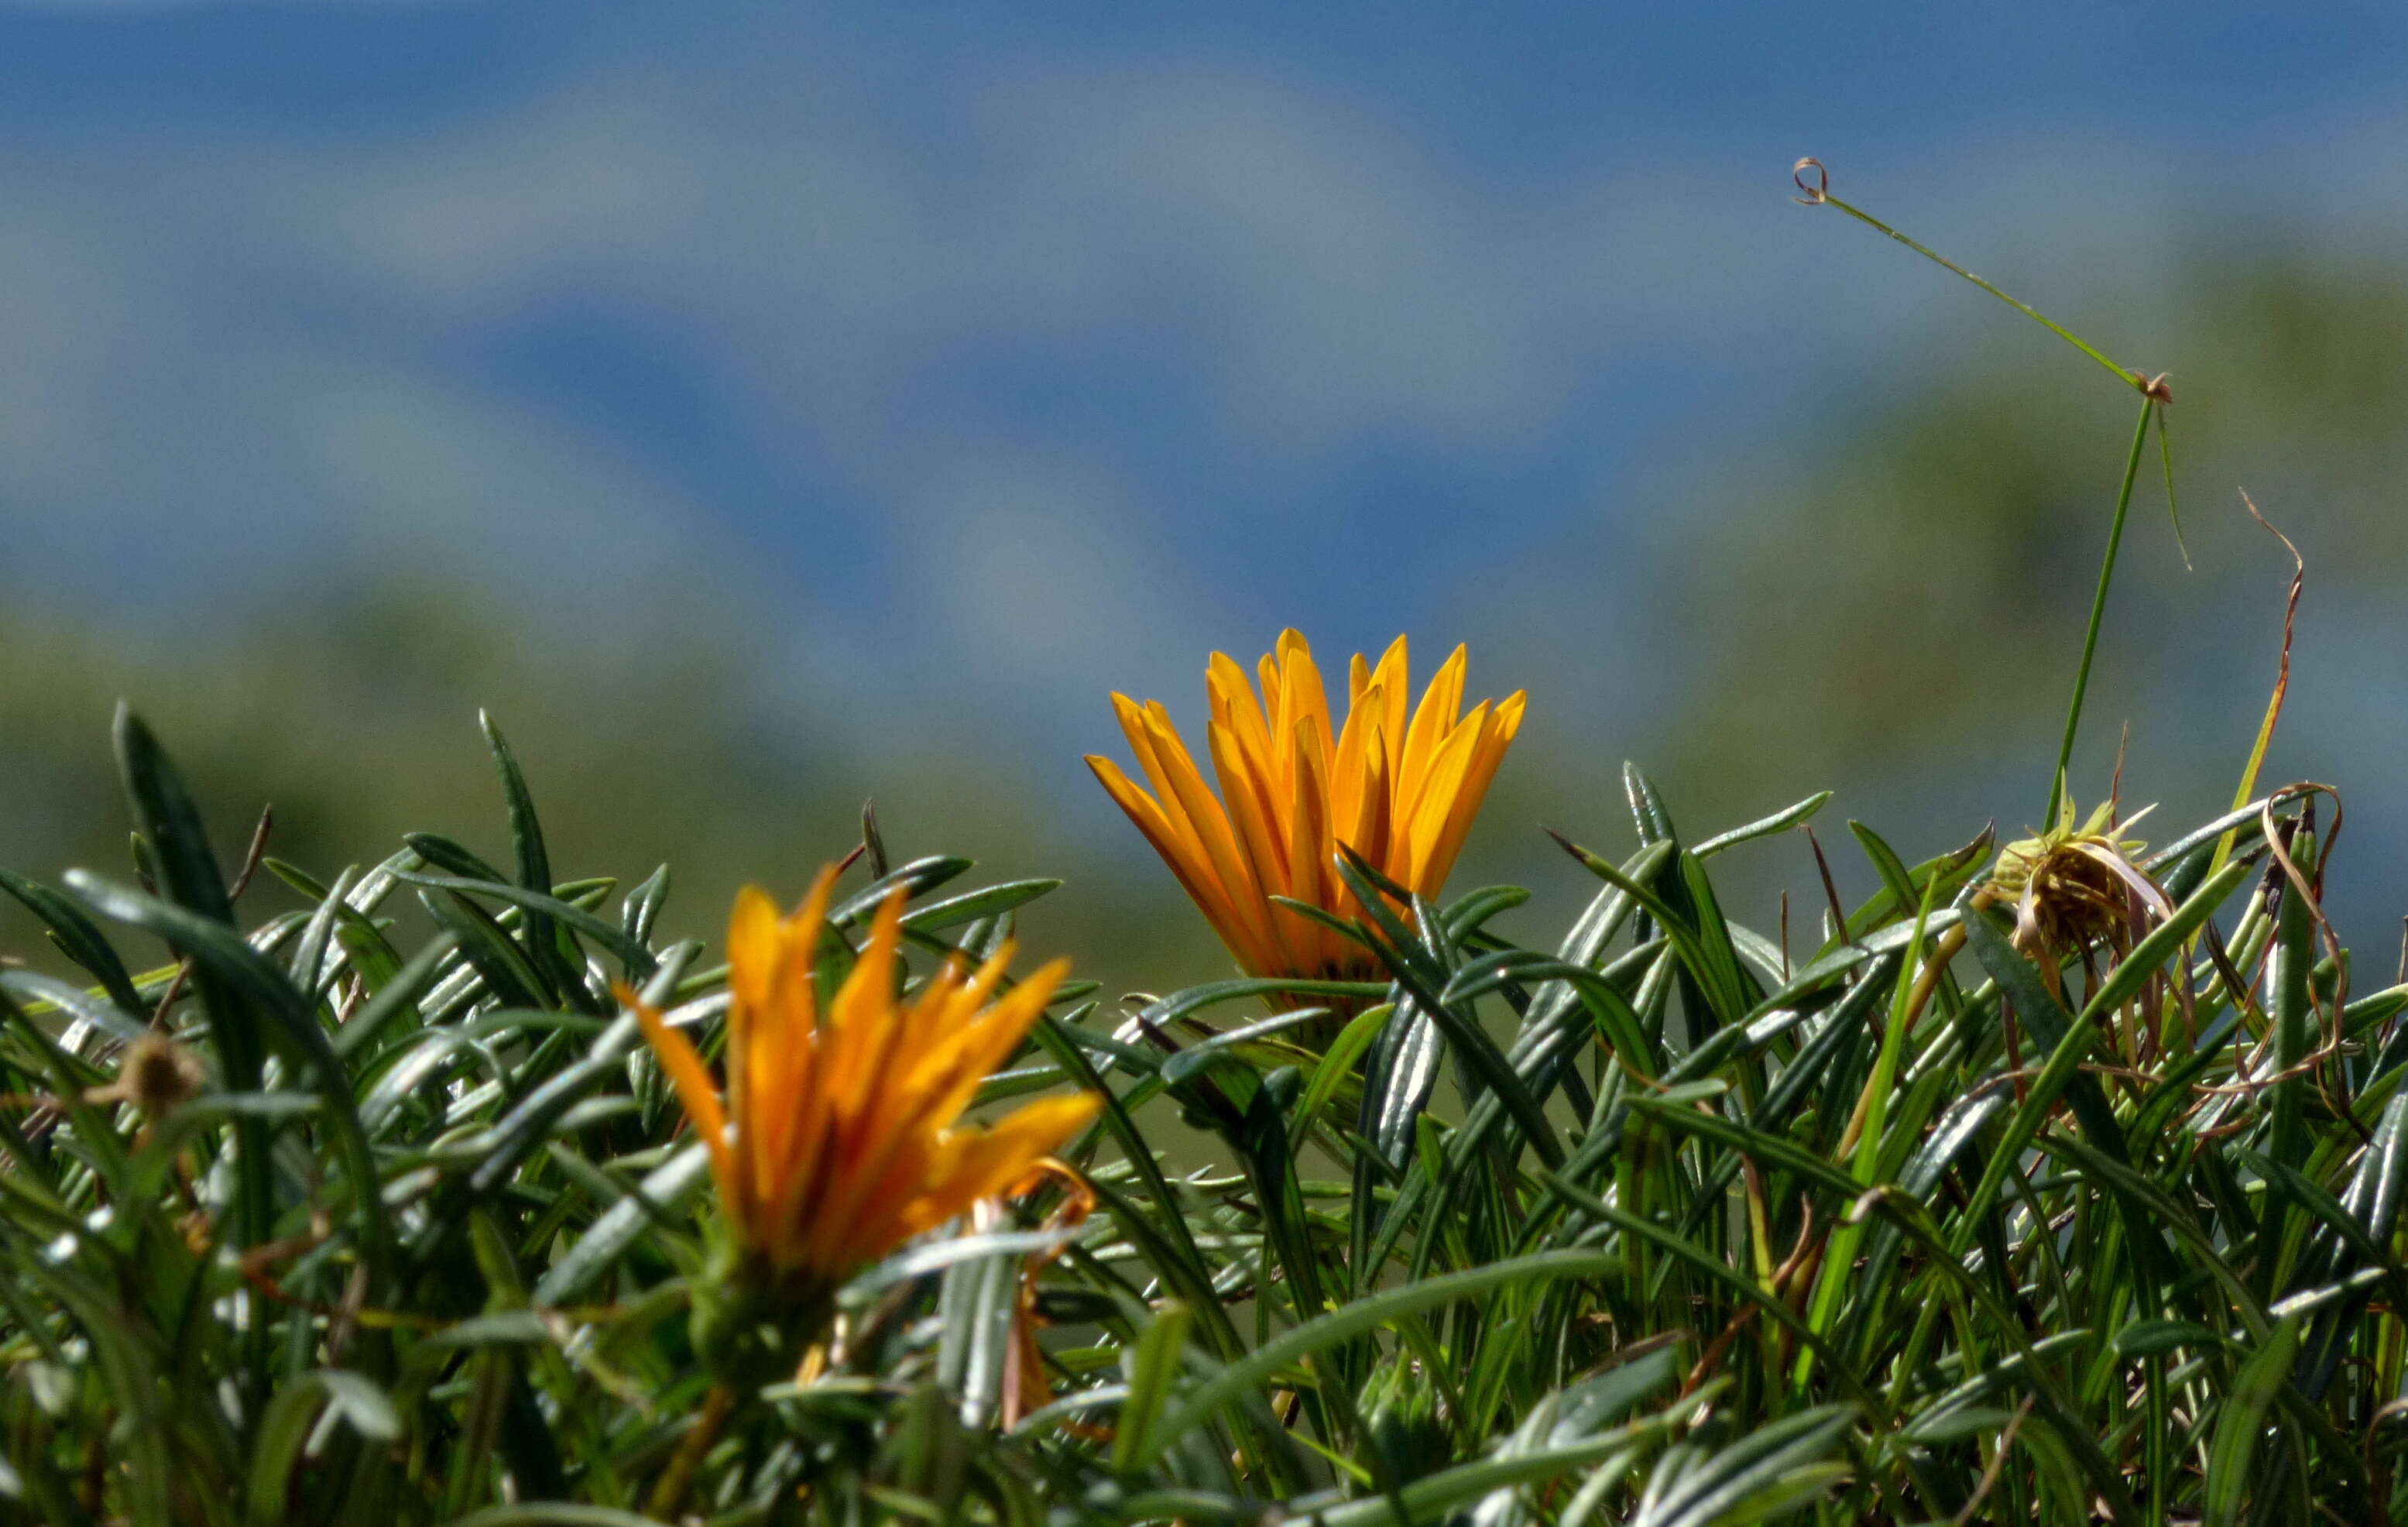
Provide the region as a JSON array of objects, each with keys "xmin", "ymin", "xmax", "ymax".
[{"xmin": 6, "ymin": 2, "xmax": 2408, "ymax": 865}]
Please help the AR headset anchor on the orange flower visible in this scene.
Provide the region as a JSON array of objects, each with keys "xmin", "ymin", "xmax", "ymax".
[
  {"xmin": 627, "ymin": 868, "xmax": 1100, "ymax": 1294},
  {"xmin": 1087, "ymin": 631, "xmax": 1525, "ymax": 983}
]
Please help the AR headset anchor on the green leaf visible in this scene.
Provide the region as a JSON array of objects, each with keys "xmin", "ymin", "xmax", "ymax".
[
  {"xmin": 479, "ymin": 712, "xmax": 557, "ymax": 949},
  {"xmin": 849, "ymin": 1227, "xmax": 1086, "ymax": 1299},
  {"xmin": 938, "ymin": 1237, "xmax": 1026, "ymax": 1430},
  {"xmin": 404, "ymin": 830, "xmax": 512, "ymax": 884},
  {"xmin": 245, "ymin": 1368, "xmax": 400, "ymax": 1527},
  {"xmin": 112, "ymin": 705, "xmax": 233, "ymax": 926},
  {"xmin": 620, "ymin": 863, "xmax": 671, "ymax": 946},
  {"xmin": 1130, "ymin": 1251, "xmax": 1621, "ymax": 1470},
  {"xmin": 529, "ymin": 1141, "xmax": 713, "ymax": 1305},
  {"xmin": 901, "ymin": 878, "xmax": 1062, "ymax": 932},
  {"xmin": 1693, "ymin": 791, "xmax": 1833, "ymax": 859},
  {"xmin": 1622, "ymin": 1094, "xmax": 1862, "ymax": 1203},
  {"xmin": 448, "ymin": 1509, "xmax": 664, "ymax": 1527},
  {"xmin": 1159, "ymin": 1007, "xmax": 1333, "ymax": 1087},
  {"xmin": 2204, "ymin": 1316, "xmax": 2301, "ymax": 1527},
  {"xmin": 1294, "ymin": 1002, "xmax": 1393, "ymax": 1142},
  {"xmin": 393, "ymin": 870, "xmax": 657, "ymax": 981},
  {"xmin": 109, "ymin": 706, "xmax": 283, "ymax": 1275},
  {"xmin": 1306, "ymin": 1436, "xmax": 1648, "ymax": 1527},
  {"xmin": 1631, "ymin": 1403, "xmax": 1854, "ymax": 1527},
  {"xmin": 0, "ymin": 866, "xmax": 142, "ymax": 1017},
  {"xmin": 419, "ymin": 887, "xmax": 551, "ymax": 1011},
  {"xmin": 1960, "ymin": 904, "xmax": 2129, "ymax": 1163},
  {"xmin": 331, "ymin": 932, "xmax": 457, "ymax": 1062},
  {"xmin": 1540, "ymin": 1172, "xmax": 1878, "ymax": 1413},
  {"xmin": 1115, "ymin": 1299, "xmax": 1195, "ymax": 1473},
  {"xmin": 830, "ymin": 856, "xmax": 974, "ymax": 927},
  {"xmin": 2112, "ymin": 1319, "xmax": 2224, "ymax": 1359}
]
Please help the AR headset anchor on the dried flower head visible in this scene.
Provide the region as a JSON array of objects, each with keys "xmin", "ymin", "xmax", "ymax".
[
  {"xmin": 87, "ymin": 1032, "xmax": 206, "ymax": 1116},
  {"xmin": 1990, "ymin": 798, "xmax": 2168, "ymax": 987}
]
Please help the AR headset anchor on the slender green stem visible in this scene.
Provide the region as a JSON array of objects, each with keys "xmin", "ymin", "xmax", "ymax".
[
  {"xmin": 2043, "ymin": 396, "xmax": 2155, "ymax": 829},
  {"xmin": 1801, "ymin": 170, "xmax": 2196, "ymax": 842},
  {"xmin": 1796, "ymin": 164, "xmax": 2181, "ymax": 832},
  {"xmin": 2157, "ymin": 399, "xmax": 2189, "ymax": 569},
  {"xmin": 650, "ymin": 1381, "xmax": 735, "ymax": 1520},
  {"xmin": 1807, "ymin": 183, "xmax": 2142, "ymax": 394},
  {"xmin": 2148, "ymin": 1351, "xmax": 2170, "ymax": 1527}
]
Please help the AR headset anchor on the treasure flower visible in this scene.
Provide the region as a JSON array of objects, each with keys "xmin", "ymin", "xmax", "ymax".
[
  {"xmin": 625, "ymin": 866, "xmax": 1100, "ymax": 1374},
  {"xmin": 1087, "ymin": 630, "xmax": 1525, "ymax": 986}
]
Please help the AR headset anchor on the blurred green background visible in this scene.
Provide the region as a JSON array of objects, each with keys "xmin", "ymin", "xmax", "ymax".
[
  {"xmin": 13, "ymin": 242, "xmax": 2408, "ymax": 997},
  {"xmin": 7, "ymin": 5, "xmax": 2408, "ymax": 997}
]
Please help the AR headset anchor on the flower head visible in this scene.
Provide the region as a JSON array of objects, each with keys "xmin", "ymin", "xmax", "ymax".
[
  {"xmin": 87, "ymin": 1032, "xmax": 205, "ymax": 1117},
  {"xmin": 1086, "ymin": 631, "xmax": 1524, "ymax": 983},
  {"xmin": 627, "ymin": 868, "xmax": 1100, "ymax": 1315},
  {"xmin": 1990, "ymin": 797, "xmax": 2167, "ymax": 985}
]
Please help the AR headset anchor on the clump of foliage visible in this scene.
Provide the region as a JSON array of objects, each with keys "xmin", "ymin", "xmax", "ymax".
[
  {"xmin": 6, "ymin": 704, "xmax": 2401, "ymax": 1526},
  {"xmin": 6, "ymin": 166, "xmax": 2408, "ymax": 1527}
]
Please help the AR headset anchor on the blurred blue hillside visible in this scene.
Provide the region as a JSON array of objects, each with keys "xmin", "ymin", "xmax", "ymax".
[{"xmin": 6, "ymin": 2, "xmax": 2408, "ymax": 990}]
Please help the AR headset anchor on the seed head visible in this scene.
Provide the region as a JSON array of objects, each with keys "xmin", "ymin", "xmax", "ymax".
[
  {"xmin": 87, "ymin": 1033, "xmax": 206, "ymax": 1116},
  {"xmin": 1990, "ymin": 798, "xmax": 2168, "ymax": 982}
]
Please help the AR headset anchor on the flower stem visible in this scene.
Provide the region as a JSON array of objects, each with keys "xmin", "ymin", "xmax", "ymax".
[
  {"xmin": 2044, "ymin": 396, "xmax": 2156, "ymax": 829},
  {"xmin": 649, "ymin": 1381, "xmax": 735, "ymax": 1522},
  {"xmin": 1799, "ymin": 170, "xmax": 2143, "ymax": 394},
  {"xmin": 1796, "ymin": 163, "xmax": 2177, "ymax": 830}
]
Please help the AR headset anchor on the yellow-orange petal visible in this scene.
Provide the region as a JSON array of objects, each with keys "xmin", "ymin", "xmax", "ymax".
[
  {"xmin": 1418, "ymin": 690, "xmax": 1525, "ymax": 894},
  {"xmin": 623, "ymin": 986, "xmax": 739, "ymax": 1237},
  {"xmin": 1398, "ymin": 643, "xmax": 1468, "ymax": 806},
  {"xmin": 1086, "ymin": 753, "xmax": 1258, "ymax": 960},
  {"xmin": 1208, "ymin": 652, "xmax": 1274, "ymax": 760},
  {"xmin": 723, "ymin": 885, "xmax": 780, "ymax": 1136},
  {"xmin": 1209, "ymin": 719, "xmax": 1292, "ymax": 905},
  {"xmin": 1277, "ymin": 633, "xmax": 1334, "ymax": 762},
  {"xmin": 1328, "ymin": 680, "xmax": 1379, "ymax": 837},
  {"xmin": 894, "ymin": 1092, "xmax": 1105, "ymax": 1244},
  {"xmin": 1340, "ymin": 726, "xmax": 1393, "ymax": 884},
  {"xmin": 1364, "ymin": 636, "xmax": 1410, "ymax": 776},
  {"xmin": 1401, "ymin": 702, "xmax": 1487, "ymax": 889},
  {"xmin": 1144, "ymin": 710, "xmax": 1281, "ymax": 971},
  {"xmin": 919, "ymin": 956, "xmax": 1071, "ymax": 1114},
  {"xmin": 799, "ymin": 957, "xmax": 1073, "ymax": 1275}
]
